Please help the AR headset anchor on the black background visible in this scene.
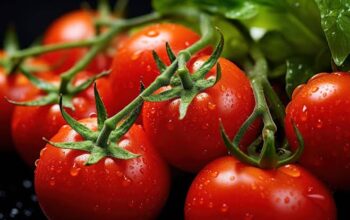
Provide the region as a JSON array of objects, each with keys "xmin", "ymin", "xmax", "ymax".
[{"xmin": 0, "ymin": 0, "xmax": 349, "ymax": 219}]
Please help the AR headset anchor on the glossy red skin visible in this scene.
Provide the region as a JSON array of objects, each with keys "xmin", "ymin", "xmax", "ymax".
[
  {"xmin": 109, "ymin": 23, "xmax": 210, "ymax": 116},
  {"xmin": 185, "ymin": 156, "xmax": 337, "ymax": 220},
  {"xmin": 41, "ymin": 10, "xmax": 112, "ymax": 74},
  {"xmin": 11, "ymin": 73, "xmax": 112, "ymax": 166},
  {"xmin": 142, "ymin": 57, "xmax": 259, "ymax": 172},
  {"xmin": 35, "ymin": 119, "xmax": 170, "ymax": 220},
  {"xmin": 0, "ymin": 56, "xmax": 48, "ymax": 150},
  {"xmin": 285, "ymin": 72, "xmax": 350, "ymax": 190}
]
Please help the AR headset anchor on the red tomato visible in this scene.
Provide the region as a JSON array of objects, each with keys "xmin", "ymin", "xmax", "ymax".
[
  {"xmin": 185, "ymin": 156, "xmax": 336, "ymax": 220},
  {"xmin": 108, "ymin": 23, "xmax": 210, "ymax": 116},
  {"xmin": 41, "ymin": 10, "xmax": 112, "ymax": 74},
  {"xmin": 35, "ymin": 119, "xmax": 170, "ymax": 220},
  {"xmin": 11, "ymin": 72, "xmax": 112, "ymax": 166},
  {"xmin": 142, "ymin": 56, "xmax": 260, "ymax": 172},
  {"xmin": 285, "ymin": 72, "xmax": 350, "ymax": 190},
  {"xmin": 0, "ymin": 55, "xmax": 48, "ymax": 150}
]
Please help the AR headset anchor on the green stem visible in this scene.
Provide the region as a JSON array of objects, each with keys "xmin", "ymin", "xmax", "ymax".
[
  {"xmin": 177, "ymin": 51, "xmax": 194, "ymax": 90},
  {"xmin": 263, "ymin": 79, "xmax": 285, "ymax": 129},
  {"xmin": 10, "ymin": 40, "xmax": 96, "ymax": 59},
  {"xmin": 96, "ymin": 13, "xmax": 216, "ymax": 147},
  {"xmin": 59, "ymin": 12, "xmax": 161, "ymax": 94}
]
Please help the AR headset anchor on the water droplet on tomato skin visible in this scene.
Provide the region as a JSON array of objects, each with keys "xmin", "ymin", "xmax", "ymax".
[
  {"xmin": 70, "ymin": 165, "xmax": 81, "ymax": 177},
  {"xmin": 49, "ymin": 177, "xmax": 56, "ymax": 186},
  {"xmin": 207, "ymin": 102, "xmax": 216, "ymax": 110},
  {"xmin": 131, "ymin": 51, "xmax": 142, "ymax": 60},
  {"xmin": 316, "ymin": 119, "xmax": 323, "ymax": 128},
  {"xmin": 89, "ymin": 112, "xmax": 97, "ymax": 118},
  {"xmin": 245, "ymin": 213, "xmax": 254, "ymax": 220},
  {"xmin": 166, "ymin": 119, "xmax": 174, "ymax": 130},
  {"xmin": 220, "ymin": 203, "xmax": 229, "ymax": 213},
  {"xmin": 34, "ymin": 159, "xmax": 40, "ymax": 167},
  {"xmin": 208, "ymin": 202, "xmax": 214, "ymax": 208},
  {"xmin": 280, "ymin": 165, "xmax": 301, "ymax": 178}
]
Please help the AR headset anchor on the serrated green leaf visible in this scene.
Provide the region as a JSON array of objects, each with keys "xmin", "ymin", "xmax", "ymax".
[
  {"xmin": 59, "ymin": 96, "xmax": 97, "ymax": 141},
  {"xmin": 7, "ymin": 93, "xmax": 57, "ymax": 106},
  {"xmin": 142, "ymin": 87, "xmax": 181, "ymax": 102},
  {"xmin": 315, "ymin": 0, "xmax": 350, "ymax": 66},
  {"xmin": 86, "ymin": 146, "xmax": 107, "ymax": 165},
  {"xmin": 45, "ymin": 139, "xmax": 94, "ymax": 151},
  {"xmin": 152, "ymin": 50, "xmax": 167, "ymax": 72},
  {"xmin": 285, "ymin": 58, "xmax": 315, "ymax": 98},
  {"xmin": 20, "ymin": 67, "xmax": 57, "ymax": 92},
  {"xmin": 166, "ymin": 42, "xmax": 177, "ymax": 62},
  {"xmin": 94, "ymin": 83, "xmax": 108, "ymax": 131},
  {"xmin": 107, "ymin": 143, "xmax": 140, "ymax": 159},
  {"xmin": 109, "ymin": 102, "xmax": 143, "ymax": 142}
]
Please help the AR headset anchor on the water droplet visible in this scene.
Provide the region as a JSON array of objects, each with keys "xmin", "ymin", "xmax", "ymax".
[
  {"xmin": 185, "ymin": 41, "xmax": 190, "ymax": 46},
  {"xmin": 251, "ymin": 183, "xmax": 257, "ymax": 190},
  {"xmin": 311, "ymin": 86, "xmax": 319, "ymax": 92},
  {"xmin": 245, "ymin": 213, "xmax": 254, "ymax": 220},
  {"xmin": 307, "ymin": 194, "xmax": 325, "ymax": 200},
  {"xmin": 220, "ymin": 203, "xmax": 229, "ymax": 212},
  {"xmin": 316, "ymin": 119, "xmax": 323, "ymax": 128},
  {"xmin": 146, "ymin": 30, "xmax": 159, "ymax": 37},
  {"xmin": 280, "ymin": 165, "xmax": 301, "ymax": 178},
  {"xmin": 208, "ymin": 102, "xmax": 216, "ymax": 110},
  {"xmin": 167, "ymin": 119, "xmax": 174, "ymax": 130},
  {"xmin": 146, "ymin": 65, "xmax": 152, "ymax": 72},
  {"xmin": 208, "ymin": 202, "xmax": 213, "ymax": 208},
  {"xmin": 211, "ymin": 171, "xmax": 219, "ymax": 178},
  {"xmin": 122, "ymin": 176, "xmax": 132, "ymax": 187},
  {"xmin": 70, "ymin": 164, "xmax": 81, "ymax": 177},
  {"xmin": 199, "ymin": 197, "xmax": 204, "ymax": 205},
  {"xmin": 49, "ymin": 177, "xmax": 55, "ymax": 186},
  {"xmin": 220, "ymin": 85, "xmax": 226, "ymax": 92},
  {"xmin": 89, "ymin": 112, "xmax": 97, "ymax": 118},
  {"xmin": 302, "ymin": 105, "xmax": 307, "ymax": 112},
  {"xmin": 128, "ymin": 200, "xmax": 135, "ymax": 207}
]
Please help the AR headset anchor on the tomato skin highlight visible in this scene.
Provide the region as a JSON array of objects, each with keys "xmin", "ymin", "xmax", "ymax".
[
  {"xmin": 185, "ymin": 156, "xmax": 337, "ymax": 220},
  {"xmin": 11, "ymin": 72, "xmax": 112, "ymax": 166},
  {"xmin": 41, "ymin": 10, "xmax": 112, "ymax": 74},
  {"xmin": 108, "ymin": 23, "xmax": 210, "ymax": 116},
  {"xmin": 285, "ymin": 72, "xmax": 350, "ymax": 190},
  {"xmin": 142, "ymin": 57, "xmax": 260, "ymax": 172},
  {"xmin": 35, "ymin": 119, "xmax": 170, "ymax": 220}
]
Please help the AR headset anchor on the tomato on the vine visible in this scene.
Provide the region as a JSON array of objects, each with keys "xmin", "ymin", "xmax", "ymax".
[
  {"xmin": 285, "ymin": 72, "xmax": 350, "ymax": 190},
  {"xmin": 185, "ymin": 156, "xmax": 336, "ymax": 220},
  {"xmin": 142, "ymin": 56, "xmax": 260, "ymax": 172},
  {"xmin": 11, "ymin": 72, "xmax": 112, "ymax": 166},
  {"xmin": 108, "ymin": 23, "xmax": 210, "ymax": 116},
  {"xmin": 0, "ymin": 53, "xmax": 48, "ymax": 150},
  {"xmin": 35, "ymin": 119, "xmax": 170, "ymax": 220},
  {"xmin": 41, "ymin": 10, "xmax": 112, "ymax": 74}
]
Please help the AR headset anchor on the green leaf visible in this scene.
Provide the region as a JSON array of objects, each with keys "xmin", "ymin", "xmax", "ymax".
[
  {"xmin": 315, "ymin": 0, "xmax": 350, "ymax": 66},
  {"xmin": 7, "ymin": 93, "xmax": 57, "ymax": 106},
  {"xmin": 166, "ymin": 42, "xmax": 177, "ymax": 62},
  {"xmin": 109, "ymin": 102, "xmax": 143, "ymax": 142},
  {"xmin": 69, "ymin": 70, "xmax": 110, "ymax": 95},
  {"xmin": 142, "ymin": 87, "xmax": 181, "ymax": 102},
  {"xmin": 59, "ymin": 96, "xmax": 98, "ymax": 141},
  {"xmin": 45, "ymin": 139, "xmax": 94, "ymax": 151},
  {"xmin": 19, "ymin": 66, "xmax": 57, "ymax": 92},
  {"xmin": 86, "ymin": 146, "xmax": 107, "ymax": 165},
  {"xmin": 285, "ymin": 58, "xmax": 315, "ymax": 98},
  {"xmin": 107, "ymin": 143, "xmax": 140, "ymax": 159},
  {"xmin": 192, "ymin": 30, "xmax": 224, "ymax": 80},
  {"xmin": 152, "ymin": 50, "xmax": 167, "ymax": 72},
  {"xmin": 94, "ymin": 83, "xmax": 108, "ymax": 131},
  {"xmin": 179, "ymin": 89, "xmax": 197, "ymax": 119}
]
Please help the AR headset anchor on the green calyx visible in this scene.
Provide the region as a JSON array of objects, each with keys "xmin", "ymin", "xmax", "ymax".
[
  {"xmin": 220, "ymin": 46, "xmax": 304, "ymax": 169},
  {"xmin": 142, "ymin": 27, "xmax": 224, "ymax": 120},
  {"xmin": 45, "ymin": 84, "xmax": 141, "ymax": 165}
]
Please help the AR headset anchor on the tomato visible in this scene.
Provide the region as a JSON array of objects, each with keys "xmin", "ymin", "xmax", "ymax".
[
  {"xmin": 185, "ymin": 156, "xmax": 336, "ymax": 220},
  {"xmin": 285, "ymin": 72, "xmax": 350, "ymax": 190},
  {"xmin": 0, "ymin": 54, "xmax": 48, "ymax": 150},
  {"xmin": 35, "ymin": 118, "xmax": 170, "ymax": 220},
  {"xmin": 142, "ymin": 56, "xmax": 260, "ymax": 172},
  {"xmin": 108, "ymin": 23, "xmax": 210, "ymax": 116},
  {"xmin": 11, "ymin": 72, "xmax": 113, "ymax": 166},
  {"xmin": 41, "ymin": 10, "xmax": 112, "ymax": 74}
]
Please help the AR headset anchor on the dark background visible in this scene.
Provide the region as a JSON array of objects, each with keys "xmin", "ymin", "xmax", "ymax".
[{"xmin": 0, "ymin": 0, "xmax": 349, "ymax": 219}]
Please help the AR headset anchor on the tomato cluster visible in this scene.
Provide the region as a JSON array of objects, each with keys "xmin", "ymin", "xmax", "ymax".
[{"xmin": 1, "ymin": 3, "xmax": 349, "ymax": 220}]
